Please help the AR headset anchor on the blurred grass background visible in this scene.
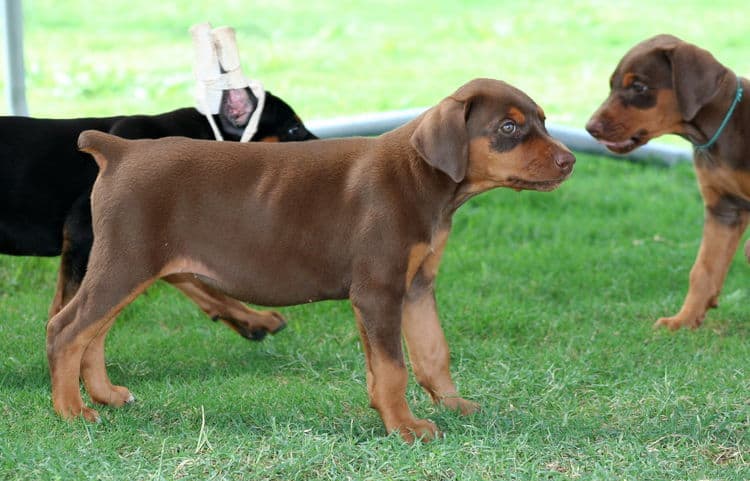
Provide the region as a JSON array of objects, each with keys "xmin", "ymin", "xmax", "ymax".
[
  {"xmin": 3, "ymin": 0, "xmax": 748, "ymax": 129},
  {"xmin": 1, "ymin": 1, "xmax": 750, "ymax": 480}
]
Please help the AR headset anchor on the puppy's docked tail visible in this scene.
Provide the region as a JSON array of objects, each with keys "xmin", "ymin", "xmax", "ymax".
[{"xmin": 78, "ymin": 130, "xmax": 128, "ymax": 173}]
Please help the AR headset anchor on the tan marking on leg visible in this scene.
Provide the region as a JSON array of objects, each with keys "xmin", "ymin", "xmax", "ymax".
[
  {"xmin": 402, "ymin": 292, "xmax": 479, "ymax": 415},
  {"xmin": 81, "ymin": 322, "xmax": 134, "ymax": 407},
  {"xmin": 49, "ymin": 329, "xmax": 101, "ymax": 422},
  {"xmin": 423, "ymin": 229, "xmax": 450, "ymax": 277},
  {"xmin": 48, "ymin": 277, "xmax": 153, "ymax": 421},
  {"xmin": 656, "ymin": 169, "xmax": 750, "ymax": 330},
  {"xmin": 403, "ymin": 228, "xmax": 479, "ymax": 415},
  {"xmin": 405, "ymin": 243, "xmax": 429, "ymax": 290},
  {"xmin": 656, "ymin": 215, "xmax": 747, "ymax": 329},
  {"xmin": 352, "ymin": 306, "xmax": 438, "ymax": 443}
]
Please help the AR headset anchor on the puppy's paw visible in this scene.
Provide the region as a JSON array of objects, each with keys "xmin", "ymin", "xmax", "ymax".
[
  {"xmin": 90, "ymin": 385, "xmax": 134, "ymax": 407},
  {"xmin": 393, "ymin": 418, "xmax": 440, "ymax": 444},
  {"xmin": 268, "ymin": 311, "xmax": 288, "ymax": 334},
  {"xmin": 219, "ymin": 310, "xmax": 287, "ymax": 341},
  {"xmin": 654, "ymin": 314, "xmax": 702, "ymax": 330},
  {"xmin": 56, "ymin": 402, "xmax": 101, "ymax": 423},
  {"xmin": 82, "ymin": 406, "xmax": 102, "ymax": 423},
  {"xmin": 440, "ymin": 396, "xmax": 481, "ymax": 416}
]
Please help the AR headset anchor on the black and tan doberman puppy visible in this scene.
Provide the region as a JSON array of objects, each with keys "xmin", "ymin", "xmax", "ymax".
[
  {"xmin": 0, "ymin": 90, "xmax": 315, "ymax": 339},
  {"xmin": 586, "ymin": 34, "xmax": 749, "ymax": 330},
  {"xmin": 47, "ymin": 78, "xmax": 575, "ymax": 442}
]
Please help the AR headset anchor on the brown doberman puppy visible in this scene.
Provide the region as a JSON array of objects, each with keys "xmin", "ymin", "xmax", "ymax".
[
  {"xmin": 586, "ymin": 34, "xmax": 748, "ymax": 330},
  {"xmin": 46, "ymin": 78, "xmax": 575, "ymax": 442}
]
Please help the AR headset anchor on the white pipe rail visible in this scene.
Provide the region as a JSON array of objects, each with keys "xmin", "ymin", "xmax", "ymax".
[
  {"xmin": 308, "ymin": 108, "xmax": 692, "ymax": 166},
  {"xmin": 0, "ymin": 4, "xmax": 692, "ymax": 166},
  {"xmin": 2, "ymin": 0, "xmax": 28, "ymax": 115}
]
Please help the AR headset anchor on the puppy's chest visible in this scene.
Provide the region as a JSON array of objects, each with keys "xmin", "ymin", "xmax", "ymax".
[{"xmin": 696, "ymin": 163, "xmax": 750, "ymax": 205}]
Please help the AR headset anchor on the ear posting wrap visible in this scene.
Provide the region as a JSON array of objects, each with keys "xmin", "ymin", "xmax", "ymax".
[
  {"xmin": 211, "ymin": 26, "xmax": 266, "ymax": 143},
  {"xmin": 239, "ymin": 80, "xmax": 266, "ymax": 143},
  {"xmin": 190, "ymin": 23, "xmax": 267, "ymax": 142},
  {"xmin": 190, "ymin": 22, "xmax": 224, "ymax": 140}
]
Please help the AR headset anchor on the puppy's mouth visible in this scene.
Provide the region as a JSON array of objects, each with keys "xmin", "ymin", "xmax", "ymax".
[
  {"xmin": 506, "ymin": 176, "xmax": 569, "ymax": 192},
  {"xmin": 227, "ymin": 110, "xmax": 251, "ymax": 128},
  {"xmin": 598, "ymin": 130, "xmax": 649, "ymax": 154}
]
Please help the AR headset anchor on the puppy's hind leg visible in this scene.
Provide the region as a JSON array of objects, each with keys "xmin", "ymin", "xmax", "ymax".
[
  {"xmin": 80, "ymin": 286, "xmax": 148, "ymax": 408},
  {"xmin": 47, "ymin": 258, "xmax": 155, "ymax": 422},
  {"xmin": 164, "ymin": 273, "xmax": 287, "ymax": 340}
]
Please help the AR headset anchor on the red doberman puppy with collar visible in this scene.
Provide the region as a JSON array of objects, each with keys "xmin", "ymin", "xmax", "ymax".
[
  {"xmin": 47, "ymin": 78, "xmax": 575, "ymax": 442},
  {"xmin": 586, "ymin": 34, "xmax": 749, "ymax": 330}
]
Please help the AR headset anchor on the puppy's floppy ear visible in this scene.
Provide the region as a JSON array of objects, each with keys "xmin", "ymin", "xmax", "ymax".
[
  {"xmin": 667, "ymin": 43, "xmax": 726, "ymax": 121},
  {"xmin": 410, "ymin": 97, "xmax": 469, "ymax": 183}
]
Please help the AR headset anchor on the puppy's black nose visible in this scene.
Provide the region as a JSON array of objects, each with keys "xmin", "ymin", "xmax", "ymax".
[{"xmin": 555, "ymin": 150, "xmax": 576, "ymax": 175}]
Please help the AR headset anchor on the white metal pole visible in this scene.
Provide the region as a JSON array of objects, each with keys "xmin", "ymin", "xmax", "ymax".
[{"xmin": 2, "ymin": 0, "xmax": 28, "ymax": 115}]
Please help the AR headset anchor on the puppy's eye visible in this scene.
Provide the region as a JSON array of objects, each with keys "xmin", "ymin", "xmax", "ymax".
[
  {"xmin": 287, "ymin": 125, "xmax": 301, "ymax": 136},
  {"xmin": 499, "ymin": 120, "xmax": 516, "ymax": 135},
  {"xmin": 631, "ymin": 81, "xmax": 648, "ymax": 94}
]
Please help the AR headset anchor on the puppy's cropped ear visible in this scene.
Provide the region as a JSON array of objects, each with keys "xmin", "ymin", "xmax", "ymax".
[
  {"xmin": 410, "ymin": 97, "xmax": 469, "ymax": 183},
  {"xmin": 668, "ymin": 43, "xmax": 726, "ymax": 121}
]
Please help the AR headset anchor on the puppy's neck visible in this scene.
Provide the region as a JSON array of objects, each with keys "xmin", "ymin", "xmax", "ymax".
[
  {"xmin": 380, "ymin": 123, "xmax": 461, "ymax": 217},
  {"xmin": 689, "ymin": 75, "xmax": 749, "ymax": 169}
]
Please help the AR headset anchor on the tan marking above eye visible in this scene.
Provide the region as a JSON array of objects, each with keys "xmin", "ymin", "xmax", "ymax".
[
  {"xmin": 507, "ymin": 107, "xmax": 526, "ymax": 125},
  {"xmin": 622, "ymin": 73, "xmax": 636, "ymax": 88}
]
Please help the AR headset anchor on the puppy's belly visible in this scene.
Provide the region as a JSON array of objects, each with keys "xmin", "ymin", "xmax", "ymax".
[
  {"xmin": 163, "ymin": 238, "xmax": 353, "ymax": 307},
  {"xmin": 192, "ymin": 272, "xmax": 350, "ymax": 307}
]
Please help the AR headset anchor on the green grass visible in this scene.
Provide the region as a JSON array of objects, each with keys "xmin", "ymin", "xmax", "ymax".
[
  {"xmin": 2, "ymin": 1, "xmax": 750, "ymax": 480},
  {"xmin": 4, "ymin": 0, "xmax": 749, "ymax": 128},
  {"xmin": 2, "ymin": 157, "xmax": 749, "ymax": 480}
]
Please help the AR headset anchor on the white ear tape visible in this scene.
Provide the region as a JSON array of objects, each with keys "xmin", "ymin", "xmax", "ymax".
[
  {"xmin": 240, "ymin": 80, "xmax": 266, "ymax": 143},
  {"xmin": 212, "ymin": 26, "xmax": 248, "ymax": 89},
  {"xmin": 190, "ymin": 23, "xmax": 267, "ymax": 142},
  {"xmin": 190, "ymin": 22, "xmax": 224, "ymax": 140}
]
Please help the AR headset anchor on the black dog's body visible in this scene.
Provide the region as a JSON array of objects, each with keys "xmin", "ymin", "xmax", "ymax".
[
  {"xmin": 1, "ymin": 115, "xmax": 120, "ymax": 257},
  {"xmin": 1, "ymin": 92, "xmax": 316, "ymax": 321}
]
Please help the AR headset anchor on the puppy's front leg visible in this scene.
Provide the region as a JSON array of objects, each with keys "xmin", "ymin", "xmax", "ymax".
[
  {"xmin": 352, "ymin": 300, "xmax": 438, "ymax": 443},
  {"xmin": 402, "ymin": 232, "xmax": 479, "ymax": 415},
  {"xmin": 656, "ymin": 207, "xmax": 749, "ymax": 330},
  {"xmin": 402, "ymin": 283, "xmax": 479, "ymax": 415}
]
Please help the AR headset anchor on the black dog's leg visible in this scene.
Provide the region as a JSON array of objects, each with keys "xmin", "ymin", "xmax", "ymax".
[{"xmin": 49, "ymin": 193, "xmax": 93, "ymax": 318}]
